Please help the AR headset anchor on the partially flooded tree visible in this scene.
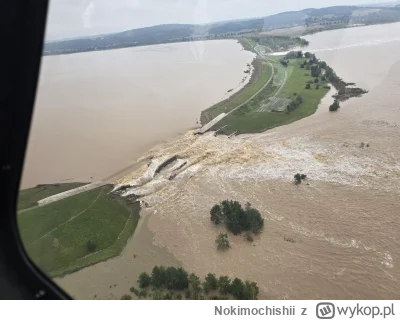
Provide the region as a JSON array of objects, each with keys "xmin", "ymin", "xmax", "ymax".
[
  {"xmin": 215, "ymin": 232, "xmax": 230, "ymax": 251},
  {"xmin": 329, "ymin": 100, "xmax": 340, "ymax": 111},
  {"xmin": 188, "ymin": 273, "xmax": 202, "ymax": 300},
  {"xmin": 218, "ymin": 276, "xmax": 231, "ymax": 295}
]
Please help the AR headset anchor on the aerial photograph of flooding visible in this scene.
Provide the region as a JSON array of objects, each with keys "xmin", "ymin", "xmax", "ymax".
[{"xmin": 18, "ymin": 0, "xmax": 399, "ymax": 300}]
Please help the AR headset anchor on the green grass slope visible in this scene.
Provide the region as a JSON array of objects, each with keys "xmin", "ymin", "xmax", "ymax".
[
  {"xmin": 213, "ymin": 57, "xmax": 329, "ymax": 134},
  {"xmin": 18, "ymin": 183, "xmax": 86, "ymax": 211},
  {"xmin": 18, "ymin": 185, "xmax": 140, "ymax": 277}
]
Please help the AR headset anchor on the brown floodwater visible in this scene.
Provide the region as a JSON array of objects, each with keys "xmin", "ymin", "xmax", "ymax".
[
  {"xmin": 21, "ymin": 40, "xmax": 254, "ymax": 188},
  {"xmin": 59, "ymin": 24, "xmax": 399, "ymax": 299}
]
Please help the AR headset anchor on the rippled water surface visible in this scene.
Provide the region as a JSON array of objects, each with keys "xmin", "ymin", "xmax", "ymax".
[{"xmin": 58, "ymin": 24, "xmax": 400, "ymax": 299}]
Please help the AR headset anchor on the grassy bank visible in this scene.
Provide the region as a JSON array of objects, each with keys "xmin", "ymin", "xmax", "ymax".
[
  {"xmin": 211, "ymin": 56, "xmax": 329, "ymax": 135},
  {"xmin": 18, "ymin": 183, "xmax": 87, "ymax": 211},
  {"xmin": 18, "ymin": 185, "xmax": 140, "ymax": 277},
  {"xmin": 200, "ymin": 56, "xmax": 273, "ymax": 125}
]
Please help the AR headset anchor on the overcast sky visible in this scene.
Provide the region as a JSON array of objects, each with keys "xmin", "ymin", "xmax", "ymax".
[{"xmin": 45, "ymin": 0, "xmax": 394, "ymax": 40}]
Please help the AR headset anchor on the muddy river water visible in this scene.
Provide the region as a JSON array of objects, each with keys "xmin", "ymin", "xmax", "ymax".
[{"xmin": 46, "ymin": 24, "xmax": 400, "ymax": 299}]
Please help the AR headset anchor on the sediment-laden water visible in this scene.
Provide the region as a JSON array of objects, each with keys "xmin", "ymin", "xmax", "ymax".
[
  {"xmin": 21, "ymin": 40, "xmax": 254, "ymax": 188},
  {"xmin": 59, "ymin": 23, "xmax": 400, "ymax": 299}
]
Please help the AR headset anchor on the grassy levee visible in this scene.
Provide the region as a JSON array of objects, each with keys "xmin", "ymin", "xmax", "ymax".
[
  {"xmin": 200, "ymin": 57, "xmax": 273, "ymax": 125},
  {"xmin": 18, "ymin": 185, "xmax": 140, "ymax": 277},
  {"xmin": 18, "ymin": 183, "xmax": 86, "ymax": 211},
  {"xmin": 212, "ymin": 57, "xmax": 329, "ymax": 134}
]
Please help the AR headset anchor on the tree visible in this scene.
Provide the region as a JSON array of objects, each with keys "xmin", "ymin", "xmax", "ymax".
[
  {"xmin": 218, "ymin": 276, "xmax": 231, "ymax": 295},
  {"xmin": 294, "ymin": 173, "xmax": 302, "ymax": 185},
  {"xmin": 203, "ymin": 273, "xmax": 218, "ymax": 293},
  {"xmin": 210, "ymin": 204, "xmax": 223, "ymax": 224},
  {"xmin": 311, "ymin": 64, "xmax": 321, "ymax": 77},
  {"xmin": 151, "ymin": 266, "xmax": 166, "ymax": 288},
  {"xmin": 188, "ymin": 273, "xmax": 202, "ymax": 300},
  {"xmin": 305, "ymin": 83, "xmax": 311, "ymax": 89},
  {"xmin": 138, "ymin": 272, "xmax": 151, "ymax": 288},
  {"xmin": 319, "ymin": 61, "xmax": 327, "ymax": 69},
  {"xmin": 175, "ymin": 267, "xmax": 189, "ymax": 290},
  {"xmin": 230, "ymin": 278, "xmax": 245, "ymax": 299},
  {"xmin": 120, "ymin": 294, "xmax": 132, "ymax": 300},
  {"xmin": 243, "ymin": 281, "xmax": 259, "ymax": 300},
  {"xmin": 164, "ymin": 266, "xmax": 189, "ymax": 290},
  {"xmin": 86, "ymin": 240, "xmax": 97, "ymax": 253},
  {"xmin": 329, "ymin": 100, "xmax": 340, "ymax": 111},
  {"xmin": 216, "ymin": 233, "xmax": 230, "ymax": 250},
  {"xmin": 245, "ymin": 206, "xmax": 264, "ymax": 235},
  {"xmin": 314, "ymin": 78, "xmax": 319, "ymax": 83}
]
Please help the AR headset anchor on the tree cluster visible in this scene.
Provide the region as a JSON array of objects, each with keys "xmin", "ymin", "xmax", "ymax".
[
  {"xmin": 285, "ymin": 50, "xmax": 303, "ymax": 59},
  {"xmin": 210, "ymin": 201, "xmax": 264, "ymax": 235},
  {"xmin": 135, "ymin": 267, "xmax": 260, "ymax": 300}
]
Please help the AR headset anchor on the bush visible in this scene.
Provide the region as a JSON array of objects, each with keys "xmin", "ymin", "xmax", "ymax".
[
  {"xmin": 280, "ymin": 59, "xmax": 288, "ymax": 67},
  {"xmin": 329, "ymin": 100, "xmax": 340, "ymax": 111},
  {"xmin": 314, "ymin": 78, "xmax": 319, "ymax": 83},
  {"xmin": 305, "ymin": 83, "xmax": 311, "ymax": 89},
  {"xmin": 130, "ymin": 286, "xmax": 140, "ymax": 296},
  {"xmin": 120, "ymin": 294, "xmax": 132, "ymax": 300},
  {"xmin": 294, "ymin": 173, "xmax": 302, "ymax": 184},
  {"xmin": 86, "ymin": 240, "xmax": 97, "ymax": 253},
  {"xmin": 138, "ymin": 272, "xmax": 151, "ymax": 288},
  {"xmin": 216, "ymin": 233, "xmax": 230, "ymax": 251}
]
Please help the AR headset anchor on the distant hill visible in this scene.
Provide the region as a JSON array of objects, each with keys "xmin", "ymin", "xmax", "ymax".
[{"xmin": 43, "ymin": 5, "xmax": 400, "ymax": 56}]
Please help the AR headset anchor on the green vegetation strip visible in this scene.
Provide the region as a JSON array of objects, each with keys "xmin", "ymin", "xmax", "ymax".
[
  {"xmin": 124, "ymin": 266, "xmax": 259, "ymax": 300},
  {"xmin": 18, "ymin": 185, "xmax": 140, "ymax": 277},
  {"xmin": 213, "ymin": 56, "xmax": 329, "ymax": 135},
  {"xmin": 200, "ymin": 57, "xmax": 273, "ymax": 124},
  {"xmin": 18, "ymin": 183, "xmax": 86, "ymax": 211}
]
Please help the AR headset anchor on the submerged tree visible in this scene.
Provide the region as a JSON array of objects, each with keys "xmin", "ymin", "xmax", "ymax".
[
  {"xmin": 215, "ymin": 233, "xmax": 230, "ymax": 251},
  {"xmin": 329, "ymin": 100, "xmax": 340, "ymax": 111}
]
